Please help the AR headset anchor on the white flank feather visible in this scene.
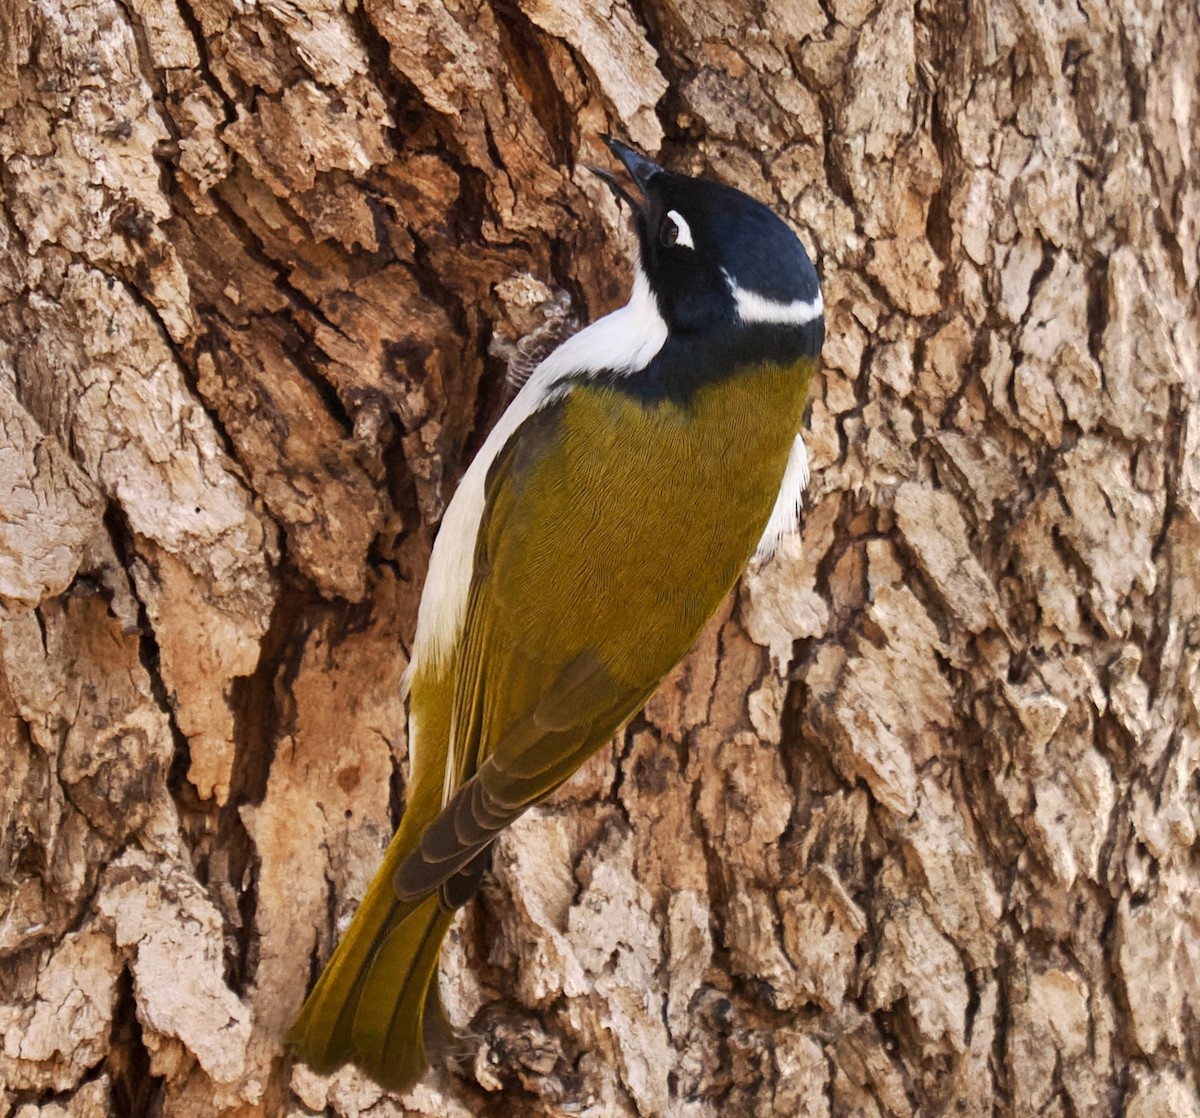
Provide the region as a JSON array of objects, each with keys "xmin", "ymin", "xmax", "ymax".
[{"xmin": 754, "ymin": 435, "xmax": 810, "ymax": 561}]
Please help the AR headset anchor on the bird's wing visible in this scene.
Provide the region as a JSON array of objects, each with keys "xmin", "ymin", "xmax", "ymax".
[{"xmin": 394, "ymin": 390, "xmax": 660, "ymax": 901}]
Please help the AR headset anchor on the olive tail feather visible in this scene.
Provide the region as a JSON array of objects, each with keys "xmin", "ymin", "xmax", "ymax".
[{"xmin": 288, "ymin": 832, "xmax": 456, "ymax": 1091}]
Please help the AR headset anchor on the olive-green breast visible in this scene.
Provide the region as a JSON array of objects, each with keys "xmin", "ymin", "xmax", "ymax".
[{"xmin": 484, "ymin": 358, "xmax": 813, "ymax": 692}]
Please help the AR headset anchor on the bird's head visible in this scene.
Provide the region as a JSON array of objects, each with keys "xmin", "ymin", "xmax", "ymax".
[{"xmin": 594, "ymin": 137, "xmax": 823, "ymax": 352}]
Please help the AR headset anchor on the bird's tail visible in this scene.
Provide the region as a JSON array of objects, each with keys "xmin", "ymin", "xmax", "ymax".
[{"xmin": 288, "ymin": 819, "xmax": 456, "ymax": 1091}]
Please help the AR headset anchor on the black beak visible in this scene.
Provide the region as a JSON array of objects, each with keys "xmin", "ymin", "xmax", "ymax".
[{"xmin": 586, "ymin": 135, "xmax": 664, "ymax": 214}]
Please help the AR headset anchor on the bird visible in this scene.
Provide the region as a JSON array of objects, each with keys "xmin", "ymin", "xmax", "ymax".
[{"xmin": 288, "ymin": 136, "xmax": 824, "ymax": 1090}]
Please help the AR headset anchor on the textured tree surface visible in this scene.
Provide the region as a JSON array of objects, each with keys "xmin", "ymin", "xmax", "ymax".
[{"xmin": 1, "ymin": 0, "xmax": 1197, "ymax": 1114}]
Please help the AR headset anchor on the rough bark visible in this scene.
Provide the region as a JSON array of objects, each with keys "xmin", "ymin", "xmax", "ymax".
[{"xmin": 1, "ymin": 0, "xmax": 1197, "ymax": 1115}]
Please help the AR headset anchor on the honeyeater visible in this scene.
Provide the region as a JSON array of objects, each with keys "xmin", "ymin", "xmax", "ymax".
[{"xmin": 289, "ymin": 137, "xmax": 824, "ymax": 1089}]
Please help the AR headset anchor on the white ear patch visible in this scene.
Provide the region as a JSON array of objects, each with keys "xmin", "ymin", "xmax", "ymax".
[
  {"xmin": 666, "ymin": 210, "xmax": 694, "ymax": 249},
  {"xmin": 724, "ymin": 270, "xmax": 824, "ymax": 326}
]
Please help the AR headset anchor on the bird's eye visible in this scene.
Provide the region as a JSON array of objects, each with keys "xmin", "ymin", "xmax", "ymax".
[{"xmin": 660, "ymin": 210, "xmax": 694, "ymax": 250}]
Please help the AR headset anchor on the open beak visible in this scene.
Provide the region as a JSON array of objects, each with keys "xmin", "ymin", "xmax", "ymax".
[{"xmin": 587, "ymin": 135, "xmax": 664, "ymax": 214}]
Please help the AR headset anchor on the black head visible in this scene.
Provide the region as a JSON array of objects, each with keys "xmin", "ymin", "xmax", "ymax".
[{"xmin": 596, "ymin": 137, "xmax": 822, "ymax": 345}]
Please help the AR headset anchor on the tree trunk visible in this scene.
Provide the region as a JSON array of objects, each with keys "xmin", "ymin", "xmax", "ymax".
[{"xmin": 1, "ymin": 0, "xmax": 1197, "ymax": 1114}]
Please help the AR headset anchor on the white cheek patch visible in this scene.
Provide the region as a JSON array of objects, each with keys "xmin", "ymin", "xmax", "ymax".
[
  {"xmin": 667, "ymin": 209, "xmax": 694, "ymax": 249},
  {"xmin": 725, "ymin": 271, "xmax": 824, "ymax": 326}
]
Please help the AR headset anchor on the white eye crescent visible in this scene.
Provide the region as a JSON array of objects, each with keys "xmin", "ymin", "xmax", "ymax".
[{"xmin": 660, "ymin": 209, "xmax": 694, "ymax": 249}]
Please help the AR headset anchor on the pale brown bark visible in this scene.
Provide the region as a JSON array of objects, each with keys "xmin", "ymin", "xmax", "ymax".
[{"xmin": 1, "ymin": 0, "xmax": 1197, "ymax": 1115}]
